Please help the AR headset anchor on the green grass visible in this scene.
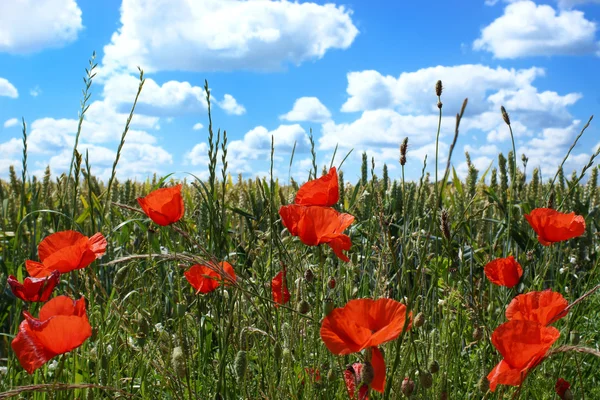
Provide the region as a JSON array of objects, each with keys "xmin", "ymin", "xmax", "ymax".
[{"xmin": 0, "ymin": 61, "xmax": 599, "ymax": 399}]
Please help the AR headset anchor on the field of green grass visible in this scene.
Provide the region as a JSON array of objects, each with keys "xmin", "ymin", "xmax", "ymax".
[{"xmin": 1, "ymin": 64, "xmax": 599, "ymax": 399}]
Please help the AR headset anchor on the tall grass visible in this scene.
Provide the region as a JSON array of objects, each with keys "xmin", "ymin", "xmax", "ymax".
[{"xmin": 0, "ymin": 58, "xmax": 599, "ymax": 400}]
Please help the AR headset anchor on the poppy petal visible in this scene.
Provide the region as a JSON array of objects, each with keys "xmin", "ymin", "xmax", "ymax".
[
  {"xmin": 491, "ymin": 320, "xmax": 559, "ymax": 369},
  {"xmin": 484, "ymin": 256, "xmax": 523, "ymax": 288},
  {"xmin": 11, "ymin": 319, "xmax": 56, "ymax": 374},
  {"xmin": 88, "ymin": 232, "xmax": 107, "ymax": 258},
  {"xmin": 505, "ymin": 290, "xmax": 568, "ymax": 326},
  {"xmin": 524, "ymin": 208, "xmax": 585, "ymax": 246},
  {"xmin": 271, "ymin": 269, "xmax": 290, "ymax": 306},
  {"xmin": 137, "ymin": 184, "xmax": 185, "ymax": 226},
  {"xmin": 343, "ymin": 298, "xmax": 412, "ymax": 348},
  {"xmin": 487, "ymin": 359, "xmax": 526, "ymax": 392},
  {"xmin": 7, "ymin": 271, "xmax": 60, "ymax": 302},
  {"xmin": 370, "ymin": 347, "xmax": 386, "ymax": 393},
  {"xmin": 320, "ymin": 308, "xmax": 372, "ymax": 354},
  {"xmin": 37, "ymin": 231, "xmax": 86, "ymax": 261},
  {"xmin": 295, "ymin": 167, "xmax": 339, "ymax": 206},
  {"xmin": 184, "ymin": 265, "xmax": 220, "ymax": 294}
]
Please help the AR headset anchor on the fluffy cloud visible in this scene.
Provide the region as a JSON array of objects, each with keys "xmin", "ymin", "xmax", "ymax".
[
  {"xmin": 186, "ymin": 124, "xmax": 311, "ymax": 175},
  {"xmin": 341, "ymin": 65, "xmax": 546, "ymax": 116},
  {"xmin": 217, "ymin": 94, "xmax": 246, "ymax": 115},
  {"xmin": 473, "ymin": 1, "xmax": 600, "ymax": 58},
  {"xmin": 280, "ymin": 97, "xmax": 331, "ymax": 123},
  {"xmin": 3, "ymin": 118, "xmax": 18, "ymax": 128},
  {"xmin": 101, "ymin": 0, "xmax": 358, "ymax": 74},
  {"xmin": 0, "ymin": 0, "xmax": 83, "ymax": 54},
  {"xmin": 193, "ymin": 123, "xmax": 204, "ymax": 131},
  {"xmin": 0, "ymin": 78, "xmax": 18, "ymax": 98}
]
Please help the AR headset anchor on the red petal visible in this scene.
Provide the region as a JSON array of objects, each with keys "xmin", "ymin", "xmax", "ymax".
[
  {"xmin": 484, "ymin": 256, "xmax": 523, "ymax": 288},
  {"xmin": 11, "ymin": 319, "xmax": 55, "ymax": 374},
  {"xmin": 184, "ymin": 265, "xmax": 220, "ymax": 294},
  {"xmin": 370, "ymin": 347, "xmax": 386, "ymax": 393},
  {"xmin": 295, "ymin": 167, "xmax": 339, "ymax": 206},
  {"xmin": 8, "ymin": 271, "xmax": 60, "ymax": 302},
  {"xmin": 271, "ymin": 269, "xmax": 290, "ymax": 306},
  {"xmin": 37, "ymin": 231, "xmax": 85, "ymax": 261},
  {"xmin": 525, "ymin": 208, "xmax": 585, "ymax": 246},
  {"xmin": 491, "ymin": 320, "xmax": 559, "ymax": 369},
  {"xmin": 137, "ymin": 184, "xmax": 184, "ymax": 226},
  {"xmin": 487, "ymin": 359, "xmax": 526, "ymax": 392},
  {"xmin": 505, "ymin": 290, "xmax": 568, "ymax": 326}
]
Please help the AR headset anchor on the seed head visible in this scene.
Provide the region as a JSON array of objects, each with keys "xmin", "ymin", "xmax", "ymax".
[
  {"xmin": 400, "ymin": 137, "xmax": 408, "ymax": 166},
  {"xmin": 419, "ymin": 370, "xmax": 433, "ymax": 389},
  {"xmin": 234, "ymin": 350, "xmax": 248, "ymax": 381},
  {"xmin": 171, "ymin": 346, "xmax": 186, "ymax": 378},
  {"xmin": 435, "ymin": 80, "xmax": 443, "ymax": 97},
  {"xmin": 414, "ymin": 312, "xmax": 425, "ymax": 328},
  {"xmin": 440, "ymin": 208, "xmax": 451, "ymax": 240},
  {"xmin": 473, "ymin": 326, "xmax": 484, "ymax": 341},
  {"xmin": 547, "ymin": 190, "xmax": 555, "ymax": 209},
  {"xmin": 360, "ymin": 362, "xmax": 375, "ymax": 385},
  {"xmin": 477, "ymin": 376, "xmax": 490, "ymax": 393},
  {"xmin": 304, "ymin": 268, "xmax": 314, "ymax": 283},
  {"xmin": 429, "ymin": 359, "xmax": 440, "ymax": 374},
  {"xmin": 501, "ymin": 105, "xmax": 511, "ymax": 126},
  {"xmin": 298, "ymin": 300, "xmax": 310, "ymax": 314}
]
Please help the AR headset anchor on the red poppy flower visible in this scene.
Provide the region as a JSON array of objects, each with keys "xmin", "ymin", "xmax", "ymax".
[
  {"xmin": 137, "ymin": 184, "xmax": 185, "ymax": 226},
  {"xmin": 344, "ymin": 362, "xmax": 370, "ymax": 400},
  {"xmin": 271, "ymin": 268, "xmax": 290, "ymax": 306},
  {"xmin": 484, "ymin": 256, "xmax": 523, "ymax": 288},
  {"xmin": 295, "ymin": 167, "xmax": 339, "ymax": 206},
  {"xmin": 184, "ymin": 261, "xmax": 236, "ymax": 294},
  {"xmin": 11, "ymin": 296, "xmax": 92, "ymax": 374},
  {"xmin": 555, "ymin": 378, "xmax": 571, "ymax": 399},
  {"xmin": 524, "ymin": 208, "xmax": 585, "ymax": 246},
  {"xmin": 279, "ymin": 205, "xmax": 354, "ymax": 262},
  {"xmin": 321, "ymin": 298, "xmax": 411, "ymax": 393},
  {"xmin": 7, "ymin": 270, "xmax": 60, "ymax": 302},
  {"xmin": 25, "ymin": 231, "xmax": 107, "ymax": 278},
  {"xmin": 505, "ymin": 290, "xmax": 568, "ymax": 326},
  {"xmin": 487, "ymin": 320, "xmax": 560, "ymax": 391}
]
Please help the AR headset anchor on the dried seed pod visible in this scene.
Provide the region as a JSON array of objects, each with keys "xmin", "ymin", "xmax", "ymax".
[
  {"xmin": 429, "ymin": 359, "xmax": 440, "ymax": 374},
  {"xmin": 419, "ymin": 371, "xmax": 433, "ymax": 389},
  {"xmin": 298, "ymin": 300, "xmax": 310, "ymax": 314},
  {"xmin": 414, "ymin": 312, "xmax": 425, "ymax": 328}
]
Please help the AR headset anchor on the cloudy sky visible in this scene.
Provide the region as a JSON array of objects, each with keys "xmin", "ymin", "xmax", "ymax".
[{"xmin": 0, "ymin": 0, "xmax": 599, "ymax": 183}]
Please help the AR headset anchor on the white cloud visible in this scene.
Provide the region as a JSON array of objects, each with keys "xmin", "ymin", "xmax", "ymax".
[
  {"xmin": 464, "ymin": 144, "xmax": 499, "ymax": 156},
  {"xmin": 100, "ymin": 0, "xmax": 358, "ymax": 74},
  {"xmin": 518, "ymin": 120, "xmax": 590, "ymax": 177},
  {"xmin": 456, "ymin": 156, "xmax": 494, "ymax": 179},
  {"xmin": 320, "ymin": 109, "xmax": 456, "ymax": 151},
  {"xmin": 102, "ymin": 73, "xmax": 206, "ymax": 116},
  {"xmin": 0, "ymin": 77, "xmax": 18, "ymax": 98},
  {"xmin": 193, "ymin": 123, "xmax": 204, "ymax": 131},
  {"xmin": 473, "ymin": 1, "xmax": 600, "ymax": 58},
  {"xmin": 0, "ymin": 0, "xmax": 83, "ymax": 54},
  {"xmin": 3, "ymin": 118, "xmax": 18, "ymax": 128},
  {"xmin": 30, "ymin": 86, "xmax": 42, "ymax": 97},
  {"xmin": 280, "ymin": 97, "xmax": 331, "ymax": 123},
  {"xmin": 217, "ymin": 94, "xmax": 246, "ymax": 115},
  {"xmin": 341, "ymin": 65, "xmax": 545, "ymax": 116},
  {"xmin": 0, "ymin": 138, "xmax": 22, "ymax": 154},
  {"xmin": 184, "ymin": 143, "xmax": 209, "ymax": 167}
]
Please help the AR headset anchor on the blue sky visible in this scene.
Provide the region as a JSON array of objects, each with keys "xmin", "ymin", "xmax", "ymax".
[{"xmin": 0, "ymin": 0, "xmax": 599, "ymax": 184}]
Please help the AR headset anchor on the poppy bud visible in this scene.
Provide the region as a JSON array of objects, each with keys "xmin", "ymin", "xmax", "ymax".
[
  {"xmin": 324, "ymin": 299, "xmax": 335, "ymax": 316},
  {"xmin": 419, "ymin": 371, "xmax": 433, "ymax": 389},
  {"xmin": 304, "ymin": 268, "xmax": 314, "ymax": 283},
  {"xmin": 473, "ymin": 326, "xmax": 484, "ymax": 341},
  {"xmin": 437, "ymin": 101, "xmax": 443, "ymax": 109},
  {"xmin": 401, "ymin": 377, "xmax": 415, "ymax": 397},
  {"xmin": 328, "ymin": 277, "xmax": 336, "ymax": 289},
  {"xmin": 360, "ymin": 362, "xmax": 375, "ymax": 385},
  {"xmin": 477, "ymin": 376, "xmax": 489, "ymax": 393},
  {"xmin": 429, "ymin": 359, "xmax": 440, "ymax": 374},
  {"xmin": 440, "ymin": 391, "xmax": 448, "ymax": 400},
  {"xmin": 298, "ymin": 300, "xmax": 310, "ymax": 314},
  {"xmin": 414, "ymin": 312, "xmax": 425, "ymax": 328},
  {"xmin": 562, "ymin": 389, "xmax": 574, "ymax": 400},
  {"xmin": 171, "ymin": 346, "xmax": 186, "ymax": 378},
  {"xmin": 234, "ymin": 350, "xmax": 247, "ymax": 381}
]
